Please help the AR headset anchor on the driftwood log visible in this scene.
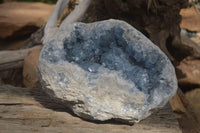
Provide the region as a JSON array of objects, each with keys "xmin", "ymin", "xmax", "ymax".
[
  {"xmin": 1, "ymin": 86, "xmax": 200, "ymax": 133},
  {"xmin": 0, "ymin": 45, "xmax": 42, "ymax": 71},
  {"xmin": 0, "ymin": 85, "xmax": 182, "ymax": 133},
  {"xmin": 1, "ymin": 85, "xmax": 200, "ymax": 133},
  {"xmin": 43, "ymin": 0, "xmax": 92, "ymax": 44}
]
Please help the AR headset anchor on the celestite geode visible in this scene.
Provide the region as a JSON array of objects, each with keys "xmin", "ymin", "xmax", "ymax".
[{"xmin": 37, "ymin": 19, "xmax": 177, "ymax": 123}]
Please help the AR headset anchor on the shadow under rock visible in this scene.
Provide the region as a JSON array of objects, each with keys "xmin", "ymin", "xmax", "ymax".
[{"xmin": 30, "ymin": 86, "xmax": 134, "ymax": 126}]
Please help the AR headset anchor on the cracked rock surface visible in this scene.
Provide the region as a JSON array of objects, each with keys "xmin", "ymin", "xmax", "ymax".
[{"xmin": 37, "ymin": 19, "xmax": 177, "ymax": 123}]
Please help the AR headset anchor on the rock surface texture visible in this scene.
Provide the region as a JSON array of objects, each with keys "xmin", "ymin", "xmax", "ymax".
[{"xmin": 37, "ymin": 19, "xmax": 177, "ymax": 123}]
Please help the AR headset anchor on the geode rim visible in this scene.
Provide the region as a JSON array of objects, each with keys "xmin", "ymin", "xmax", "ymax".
[{"xmin": 37, "ymin": 19, "xmax": 177, "ymax": 123}]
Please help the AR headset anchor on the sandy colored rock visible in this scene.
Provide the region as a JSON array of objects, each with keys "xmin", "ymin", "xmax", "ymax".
[
  {"xmin": 177, "ymin": 59, "xmax": 200, "ymax": 87},
  {"xmin": 0, "ymin": 2, "xmax": 54, "ymax": 39},
  {"xmin": 23, "ymin": 49, "xmax": 41, "ymax": 87},
  {"xmin": 180, "ymin": 6, "xmax": 200, "ymax": 32},
  {"xmin": 185, "ymin": 88, "xmax": 200, "ymax": 122}
]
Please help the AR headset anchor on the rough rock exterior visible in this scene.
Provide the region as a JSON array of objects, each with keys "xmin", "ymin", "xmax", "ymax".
[{"xmin": 37, "ymin": 19, "xmax": 177, "ymax": 123}]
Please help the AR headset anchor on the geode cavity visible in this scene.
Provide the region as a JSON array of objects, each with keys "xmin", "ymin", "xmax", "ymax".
[{"xmin": 37, "ymin": 19, "xmax": 177, "ymax": 123}]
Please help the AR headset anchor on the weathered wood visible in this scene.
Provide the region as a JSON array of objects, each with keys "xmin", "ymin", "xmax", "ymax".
[
  {"xmin": 0, "ymin": 45, "xmax": 42, "ymax": 71},
  {"xmin": 59, "ymin": 0, "xmax": 92, "ymax": 29},
  {"xmin": 43, "ymin": 0, "xmax": 92, "ymax": 44},
  {"xmin": 43, "ymin": 0, "xmax": 70, "ymax": 44},
  {"xmin": 180, "ymin": 33, "xmax": 200, "ymax": 59},
  {"xmin": 0, "ymin": 85, "xmax": 182, "ymax": 133},
  {"xmin": 20, "ymin": 25, "xmax": 44, "ymax": 49},
  {"xmin": 170, "ymin": 88, "xmax": 200, "ymax": 133},
  {"xmin": 0, "ymin": 61, "xmax": 24, "ymax": 71}
]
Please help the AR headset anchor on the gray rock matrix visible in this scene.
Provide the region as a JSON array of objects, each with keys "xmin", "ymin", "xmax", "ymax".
[{"xmin": 37, "ymin": 19, "xmax": 177, "ymax": 123}]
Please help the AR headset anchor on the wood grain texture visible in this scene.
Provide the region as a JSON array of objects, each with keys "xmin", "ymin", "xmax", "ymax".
[
  {"xmin": 0, "ymin": 85, "xmax": 182, "ymax": 133},
  {"xmin": 170, "ymin": 89, "xmax": 200, "ymax": 133},
  {"xmin": 43, "ymin": 0, "xmax": 92, "ymax": 44},
  {"xmin": 0, "ymin": 46, "xmax": 42, "ymax": 71}
]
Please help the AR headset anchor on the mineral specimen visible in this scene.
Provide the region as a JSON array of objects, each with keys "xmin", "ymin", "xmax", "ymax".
[{"xmin": 37, "ymin": 19, "xmax": 177, "ymax": 123}]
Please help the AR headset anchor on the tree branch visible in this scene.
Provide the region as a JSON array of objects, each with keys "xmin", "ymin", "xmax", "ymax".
[{"xmin": 0, "ymin": 46, "xmax": 42, "ymax": 71}]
